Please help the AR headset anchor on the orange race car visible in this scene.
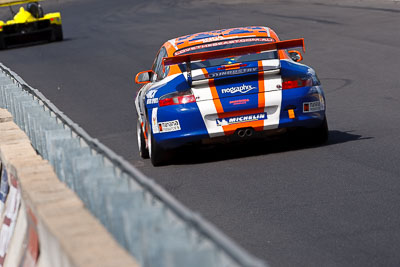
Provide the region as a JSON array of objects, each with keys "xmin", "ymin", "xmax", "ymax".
[{"xmin": 135, "ymin": 26, "xmax": 328, "ymax": 166}]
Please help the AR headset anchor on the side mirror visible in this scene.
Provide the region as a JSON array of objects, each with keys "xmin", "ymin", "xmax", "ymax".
[
  {"xmin": 135, "ymin": 70, "xmax": 154, "ymax": 84},
  {"xmin": 288, "ymin": 50, "xmax": 303, "ymax": 62}
]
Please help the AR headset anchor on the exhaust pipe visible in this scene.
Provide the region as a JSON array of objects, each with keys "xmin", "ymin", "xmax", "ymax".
[
  {"xmin": 245, "ymin": 128, "xmax": 253, "ymax": 137},
  {"xmin": 237, "ymin": 128, "xmax": 254, "ymax": 138},
  {"xmin": 238, "ymin": 129, "xmax": 246, "ymax": 138}
]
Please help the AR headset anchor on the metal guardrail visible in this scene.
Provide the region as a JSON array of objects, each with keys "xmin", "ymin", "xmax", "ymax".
[{"xmin": 0, "ymin": 63, "xmax": 267, "ymax": 267}]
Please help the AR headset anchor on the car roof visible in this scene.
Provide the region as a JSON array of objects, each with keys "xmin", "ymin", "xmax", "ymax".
[{"xmin": 164, "ymin": 26, "xmax": 280, "ymax": 56}]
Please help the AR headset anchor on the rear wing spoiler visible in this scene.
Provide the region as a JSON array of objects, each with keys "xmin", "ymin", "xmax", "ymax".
[{"xmin": 163, "ymin": 38, "xmax": 305, "ymax": 67}]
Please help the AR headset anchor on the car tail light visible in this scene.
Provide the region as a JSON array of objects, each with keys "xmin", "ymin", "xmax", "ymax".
[
  {"xmin": 282, "ymin": 77, "xmax": 312, "ymax": 89},
  {"xmin": 159, "ymin": 90, "xmax": 196, "ymax": 107}
]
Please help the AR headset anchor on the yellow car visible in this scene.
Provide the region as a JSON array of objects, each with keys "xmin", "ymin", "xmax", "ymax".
[{"xmin": 0, "ymin": 0, "xmax": 62, "ymax": 49}]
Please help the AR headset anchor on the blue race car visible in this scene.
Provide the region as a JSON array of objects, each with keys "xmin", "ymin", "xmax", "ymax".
[{"xmin": 135, "ymin": 26, "xmax": 328, "ymax": 166}]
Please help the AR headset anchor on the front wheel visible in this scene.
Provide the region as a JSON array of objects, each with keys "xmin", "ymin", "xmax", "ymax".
[{"xmin": 148, "ymin": 124, "xmax": 173, "ymax": 166}]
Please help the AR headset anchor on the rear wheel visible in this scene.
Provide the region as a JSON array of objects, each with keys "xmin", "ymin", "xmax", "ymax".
[
  {"xmin": 308, "ymin": 116, "xmax": 329, "ymax": 145},
  {"xmin": 51, "ymin": 25, "xmax": 63, "ymax": 42},
  {"xmin": 289, "ymin": 116, "xmax": 329, "ymax": 146},
  {"xmin": 148, "ymin": 123, "xmax": 172, "ymax": 166},
  {"xmin": 137, "ymin": 120, "xmax": 149, "ymax": 159},
  {"xmin": 0, "ymin": 34, "xmax": 5, "ymax": 49}
]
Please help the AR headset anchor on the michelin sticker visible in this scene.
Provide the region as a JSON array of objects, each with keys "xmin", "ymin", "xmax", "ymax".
[
  {"xmin": 216, "ymin": 113, "xmax": 267, "ymax": 126},
  {"xmin": 158, "ymin": 120, "xmax": 181, "ymax": 133}
]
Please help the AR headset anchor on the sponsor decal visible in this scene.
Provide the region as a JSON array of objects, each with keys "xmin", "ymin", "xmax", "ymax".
[
  {"xmin": 319, "ymin": 95, "xmax": 325, "ymax": 111},
  {"xmin": 221, "ymin": 84, "xmax": 257, "ymax": 94},
  {"xmin": 200, "ymin": 35, "xmax": 232, "ymax": 43},
  {"xmin": 20, "ymin": 208, "xmax": 39, "ymax": 267},
  {"xmin": 0, "ymin": 164, "xmax": 9, "ymax": 214},
  {"xmin": 209, "ymin": 67, "xmax": 258, "ymax": 78},
  {"xmin": 147, "ymin": 98, "xmax": 158, "ymax": 104},
  {"xmin": 303, "ymin": 101, "xmax": 321, "ymax": 113},
  {"xmin": 224, "ymin": 57, "xmax": 237, "ymax": 64},
  {"xmin": 151, "ymin": 108, "xmax": 159, "ymax": 134},
  {"xmin": 229, "ymin": 99, "xmax": 249, "ymax": 106},
  {"xmin": 174, "ymin": 38, "xmax": 275, "ymax": 56},
  {"xmin": 158, "ymin": 120, "xmax": 181, "ymax": 133},
  {"xmin": 216, "ymin": 112, "xmax": 267, "ymax": 126},
  {"xmin": 0, "ymin": 172, "xmax": 21, "ymax": 267},
  {"xmin": 146, "ymin": 90, "xmax": 157, "ymax": 99}
]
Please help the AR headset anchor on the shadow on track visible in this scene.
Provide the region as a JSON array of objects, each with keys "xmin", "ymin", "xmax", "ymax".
[
  {"xmin": 327, "ymin": 130, "xmax": 372, "ymax": 145},
  {"xmin": 170, "ymin": 130, "xmax": 372, "ymax": 165},
  {"xmin": 0, "ymin": 37, "xmax": 72, "ymax": 51}
]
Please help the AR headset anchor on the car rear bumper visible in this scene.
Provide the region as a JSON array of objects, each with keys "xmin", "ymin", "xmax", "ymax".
[
  {"xmin": 0, "ymin": 21, "xmax": 59, "ymax": 46},
  {"xmin": 151, "ymin": 86, "xmax": 326, "ymax": 149}
]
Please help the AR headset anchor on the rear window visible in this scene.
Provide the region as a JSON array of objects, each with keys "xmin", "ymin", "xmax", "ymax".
[
  {"xmin": 190, "ymin": 51, "xmax": 278, "ymax": 69},
  {"xmin": 174, "ymin": 37, "xmax": 276, "ymax": 56}
]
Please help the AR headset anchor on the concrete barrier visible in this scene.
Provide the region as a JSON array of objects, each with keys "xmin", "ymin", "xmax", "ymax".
[
  {"xmin": 1, "ymin": 63, "xmax": 267, "ymax": 267},
  {"xmin": 0, "ymin": 108, "xmax": 138, "ymax": 267}
]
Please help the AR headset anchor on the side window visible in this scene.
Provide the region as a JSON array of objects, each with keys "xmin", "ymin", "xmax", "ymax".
[
  {"xmin": 160, "ymin": 47, "xmax": 170, "ymax": 79},
  {"xmin": 151, "ymin": 51, "xmax": 161, "ymax": 83},
  {"xmin": 152, "ymin": 47, "xmax": 169, "ymax": 82}
]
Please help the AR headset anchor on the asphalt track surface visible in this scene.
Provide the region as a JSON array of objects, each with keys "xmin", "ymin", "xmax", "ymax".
[{"xmin": 1, "ymin": 0, "xmax": 400, "ymax": 266}]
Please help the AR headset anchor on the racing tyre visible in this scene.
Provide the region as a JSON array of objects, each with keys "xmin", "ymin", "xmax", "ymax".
[
  {"xmin": 308, "ymin": 116, "xmax": 329, "ymax": 145},
  {"xmin": 51, "ymin": 25, "xmax": 63, "ymax": 42},
  {"xmin": 0, "ymin": 34, "xmax": 5, "ymax": 50},
  {"xmin": 137, "ymin": 120, "xmax": 149, "ymax": 159},
  {"xmin": 148, "ymin": 124, "xmax": 172, "ymax": 166}
]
